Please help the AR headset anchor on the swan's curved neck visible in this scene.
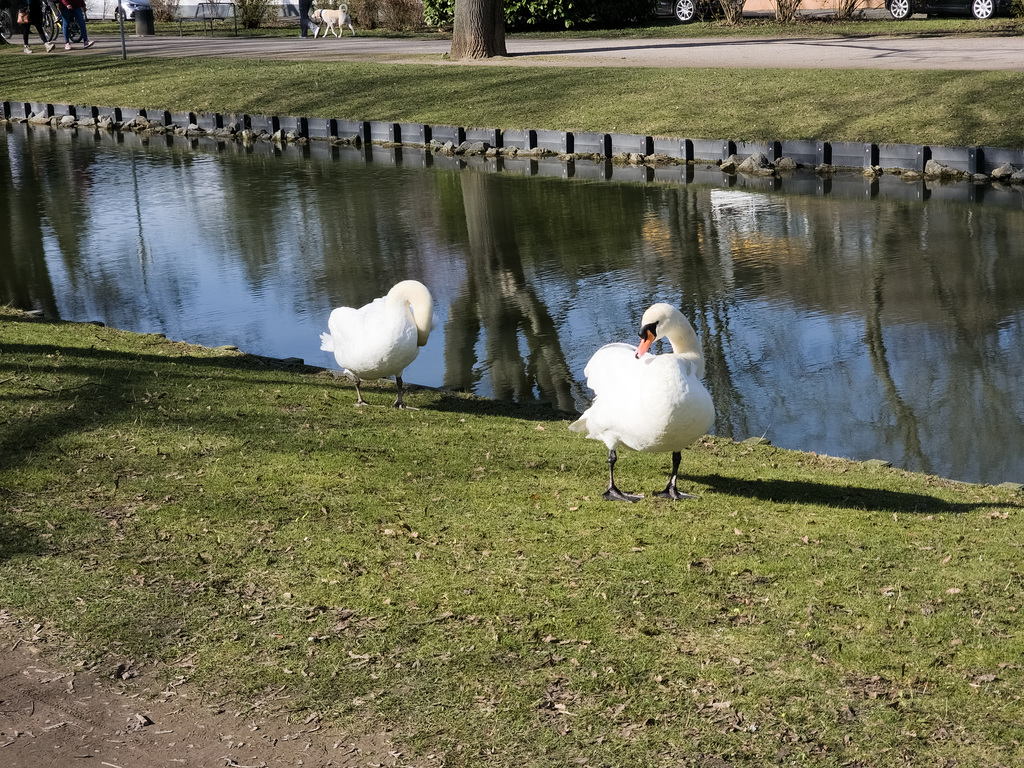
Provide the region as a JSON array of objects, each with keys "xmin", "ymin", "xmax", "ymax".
[
  {"xmin": 388, "ymin": 281, "xmax": 433, "ymax": 347},
  {"xmin": 663, "ymin": 321, "xmax": 699, "ymax": 356},
  {"xmin": 663, "ymin": 320, "xmax": 705, "ymax": 378}
]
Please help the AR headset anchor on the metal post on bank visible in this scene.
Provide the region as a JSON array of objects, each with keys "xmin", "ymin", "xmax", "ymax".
[{"xmin": 118, "ymin": 11, "xmax": 126, "ymax": 59}]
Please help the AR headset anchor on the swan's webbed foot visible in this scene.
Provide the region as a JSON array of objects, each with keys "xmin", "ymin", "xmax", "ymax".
[
  {"xmin": 602, "ymin": 449, "xmax": 641, "ymax": 501},
  {"xmin": 391, "ymin": 376, "xmax": 419, "ymax": 410},
  {"xmin": 655, "ymin": 484, "xmax": 696, "ymax": 500},
  {"xmin": 654, "ymin": 451, "xmax": 696, "ymax": 500},
  {"xmin": 603, "ymin": 485, "xmax": 643, "ymax": 503}
]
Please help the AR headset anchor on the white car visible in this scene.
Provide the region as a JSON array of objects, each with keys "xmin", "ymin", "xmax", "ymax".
[{"xmin": 86, "ymin": 0, "xmax": 152, "ymax": 20}]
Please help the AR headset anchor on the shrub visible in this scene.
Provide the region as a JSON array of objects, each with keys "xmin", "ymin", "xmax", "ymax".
[
  {"xmin": 772, "ymin": 0, "xmax": 802, "ymax": 22},
  {"xmin": 424, "ymin": 0, "xmax": 656, "ymax": 30},
  {"xmin": 717, "ymin": 0, "xmax": 744, "ymax": 23},
  {"xmin": 348, "ymin": 0, "xmax": 427, "ymax": 30},
  {"xmin": 346, "ymin": 0, "xmax": 378, "ymax": 29},
  {"xmin": 149, "ymin": 0, "xmax": 180, "ymax": 22},
  {"xmin": 236, "ymin": 0, "xmax": 275, "ymax": 28},
  {"xmin": 832, "ymin": 0, "xmax": 864, "ymax": 20},
  {"xmin": 422, "ymin": 0, "xmax": 452, "ymax": 26},
  {"xmin": 380, "ymin": 0, "xmax": 426, "ymax": 29}
]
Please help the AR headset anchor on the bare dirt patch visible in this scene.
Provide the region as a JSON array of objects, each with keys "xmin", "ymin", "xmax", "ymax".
[{"xmin": 0, "ymin": 618, "xmax": 410, "ymax": 768}]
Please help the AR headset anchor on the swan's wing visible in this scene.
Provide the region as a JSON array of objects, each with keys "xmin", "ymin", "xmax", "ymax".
[
  {"xmin": 571, "ymin": 346, "xmax": 714, "ymax": 453},
  {"xmin": 325, "ymin": 300, "xmax": 387, "ymax": 356},
  {"xmin": 324, "ymin": 298, "xmax": 419, "ymax": 379},
  {"xmin": 581, "ymin": 343, "xmax": 640, "ymax": 395},
  {"xmin": 569, "ymin": 344, "xmax": 643, "ymax": 445}
]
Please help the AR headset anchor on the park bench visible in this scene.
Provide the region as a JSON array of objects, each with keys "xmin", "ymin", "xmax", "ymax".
[{"xmin": 177, "ymin": 2, "xmax": 238, "ymax": 36}]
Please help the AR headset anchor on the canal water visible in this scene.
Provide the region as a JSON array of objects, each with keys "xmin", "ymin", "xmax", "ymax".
[{"xmin": 3, "ymin": 123, "xmax": 1023, "ymax": 486}]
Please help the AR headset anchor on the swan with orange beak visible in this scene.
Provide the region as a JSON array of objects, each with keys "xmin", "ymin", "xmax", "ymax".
[{"xmin": 570, "ymin": 302, "xmax": 715, "ymax": 502}]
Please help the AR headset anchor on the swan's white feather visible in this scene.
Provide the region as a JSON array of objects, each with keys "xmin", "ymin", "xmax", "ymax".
[
  {"xmin": 320, "ymin": 280, "xmax": 433, "ymax": 382},
  {"xmin": 570, "ymin": 305, "xmax": 714, "ymax": 455}
]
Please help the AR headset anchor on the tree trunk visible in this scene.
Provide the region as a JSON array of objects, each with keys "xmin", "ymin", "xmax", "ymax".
[{"xmin": 450, "ymin": 0, "xmax": 506, "ymax": 60}]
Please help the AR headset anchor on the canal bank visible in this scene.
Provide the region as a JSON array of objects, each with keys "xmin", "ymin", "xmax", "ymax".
[{"xmin": 7, "ymin": 91, "xmax": 1024, "ymax": 181}]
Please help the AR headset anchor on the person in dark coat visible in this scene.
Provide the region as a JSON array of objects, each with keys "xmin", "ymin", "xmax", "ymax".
[
  {"xmin": 18, "ymin": 0, "xmax": 54, "ymax": 53},
  {"xmin": 299, "ymin": 0, "xmax": 319, "ymax": 37}
]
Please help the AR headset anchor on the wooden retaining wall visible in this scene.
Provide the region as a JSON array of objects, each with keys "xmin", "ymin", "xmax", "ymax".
[{"xmin": 4, "ymin": 100, "xmax": 1023, "ymax": 177}]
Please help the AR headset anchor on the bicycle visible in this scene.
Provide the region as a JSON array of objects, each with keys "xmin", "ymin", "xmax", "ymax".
[
  {"xmin": 0, "ymin": 1, "xmax": 16, "ymax": 42},
  {"xmin": 0, "ymin": 0, "xmax": 81, "ymax": 44},
  {"xmin": 42, "ymin": 0, "xmax": 83, "ymax": 44}
]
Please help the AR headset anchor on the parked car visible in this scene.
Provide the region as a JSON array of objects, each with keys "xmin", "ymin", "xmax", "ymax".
[
  {"xmin": 85, "ymin": 0, "xmax": 152, "ymax": 21},
  {"xmin": 886, "ymin": 0, "xmax": 1010, "ymax": 19},
  {"xmin": 656, "ymin": 0, "xmax": 721, "ymax": 23}
]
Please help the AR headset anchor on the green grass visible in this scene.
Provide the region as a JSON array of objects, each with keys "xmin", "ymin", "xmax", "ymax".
[
  {"xmin": 2, "ymin": 306, "xmax": 1022, "ymax": 766},
  {"xmin": 3, "ymin": 17, "xmax": 1024, "ymax": 763},
  {"xmin": 4, "ymin": 18, "xmax": 1024, "ymax": 148},
  {"xmin": 5, "ymin": 55, "xmax": 1024, "ymax": 148}
]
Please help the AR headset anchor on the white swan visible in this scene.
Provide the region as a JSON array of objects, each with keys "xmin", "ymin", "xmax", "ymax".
[
  {"xmin": 320, "ymin": 280, "xmax": 434, "ymax": 408},
  {"xmin": 570, "ymin": 303, "xmax": 715, "ymax": 502}
]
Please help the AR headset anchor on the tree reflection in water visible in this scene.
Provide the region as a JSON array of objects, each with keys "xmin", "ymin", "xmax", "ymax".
[
  {"xmin": 445, "ymin": 171, "xmax": 577, "ymax": 412},
  {"xmin": 3, "ymin": 124, "xmax": 1023, "ymax": 486}
]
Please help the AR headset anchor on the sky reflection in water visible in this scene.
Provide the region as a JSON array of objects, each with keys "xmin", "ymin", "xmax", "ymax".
[{"xmin": 3, "ymin": 124, "xmax": 1023, "ymax": 486}]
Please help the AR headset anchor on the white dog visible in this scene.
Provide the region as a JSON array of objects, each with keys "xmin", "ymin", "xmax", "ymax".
[{"xmin": 310, "ymin": 4, "xmax": 355, "ymax": 37}]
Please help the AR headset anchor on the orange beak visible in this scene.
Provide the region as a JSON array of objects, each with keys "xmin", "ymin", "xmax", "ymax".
[{"xmin": 635, "ymin": 329, "xmax": 655, "ymax": 359}]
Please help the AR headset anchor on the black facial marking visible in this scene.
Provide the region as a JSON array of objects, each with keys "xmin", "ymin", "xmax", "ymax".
[{"xmin": 639, "ymin": 321, "xmax": 658, "ymax": 340}]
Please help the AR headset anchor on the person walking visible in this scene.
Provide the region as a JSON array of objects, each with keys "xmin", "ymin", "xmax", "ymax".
[
  {"xmin": 299, "ymin": 0, "xmax": 319, "ymax": 38},
  {"xmin": 17, "ymin": 0, "xmax": 54, "ymax": 53},
  {"xmin": 57, "ymin": 0, "xmax": 93, "ymax": 50}
]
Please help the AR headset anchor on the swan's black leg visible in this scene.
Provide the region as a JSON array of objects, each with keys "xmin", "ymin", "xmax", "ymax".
[
  {"xmin": 603, "ymin": 449, "xmax": 641, "ymax": 502},
  {"xmin": 392, "ymin": 375, "xmax": 419, "ymax": 410},
  {"xmin": 655, "ymin": 451, "xmax": 696, "ymax": 500}
]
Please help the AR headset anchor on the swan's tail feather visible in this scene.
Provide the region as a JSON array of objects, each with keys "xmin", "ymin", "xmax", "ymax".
[{"xmin": 319, "ymin": 332, "xmax": 335, "ymax": 352}]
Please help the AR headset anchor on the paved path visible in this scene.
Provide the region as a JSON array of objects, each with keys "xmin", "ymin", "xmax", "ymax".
[{"xmin": 77, "ymin": 32, "xmax": 1024, "ymax": 70}]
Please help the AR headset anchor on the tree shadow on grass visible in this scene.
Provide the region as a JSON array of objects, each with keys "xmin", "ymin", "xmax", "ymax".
[
  {"xmin": 427, "ymin": 390, "xmax": 575, "ymax": 423},
  {"xmin": 687, "ymin": 473, "xmax": 1018, "ymax": 514},
  {"xmin": 0, "ymin": 500, "xmax": 44, "ymax": 564},
  {"xmin": 0, "ymin": 339, "xmax": 317, "ymax": 470}
]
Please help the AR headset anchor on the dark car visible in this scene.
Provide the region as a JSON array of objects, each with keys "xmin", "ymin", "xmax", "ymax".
[
  {"xmin": 656, "ymin": 0, "xmax": 726, "ymax": 23},
  {"xmin": 886, "ymin": 0, "xmax": 1010, "ymax": 18}
]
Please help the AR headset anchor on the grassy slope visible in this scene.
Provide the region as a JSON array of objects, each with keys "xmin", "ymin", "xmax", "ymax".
[
  {"xmin": 2, "ymin": 308, "xmax": 1022, "ymax": 766},
  {"xmin": 3, "ymin": 18, "xmax": 1024, "ymax": 148},
  {"xmin": 4, "ymin": 17, "xmax": 1024, "ymax": 764}
]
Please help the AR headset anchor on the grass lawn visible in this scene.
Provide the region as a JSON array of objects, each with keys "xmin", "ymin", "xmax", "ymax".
[
  {"xmin": 1, "ymin": 307, "xmax": 1022, "ymax": 766},
  {"xmin": 3, "ymin": 15, "xmax": 1024, "ymax": 764},
  {"xmin": 3, "ymin": 17, "xmax": 1024, "ymax": 149}
]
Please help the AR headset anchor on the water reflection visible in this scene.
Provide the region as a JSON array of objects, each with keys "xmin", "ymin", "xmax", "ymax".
[{"xmin": 2, "ymin": 123, "xmax": 1023, "ymax": 486}]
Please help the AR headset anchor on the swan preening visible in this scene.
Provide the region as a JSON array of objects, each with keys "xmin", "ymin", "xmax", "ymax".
[
  {"xmin": 320, "ymin": 280, "xmax": 434, "ymax": 408},
  {"xmin": 570, "ymin": 303, "xmax": 715, "ymax": 502}
]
